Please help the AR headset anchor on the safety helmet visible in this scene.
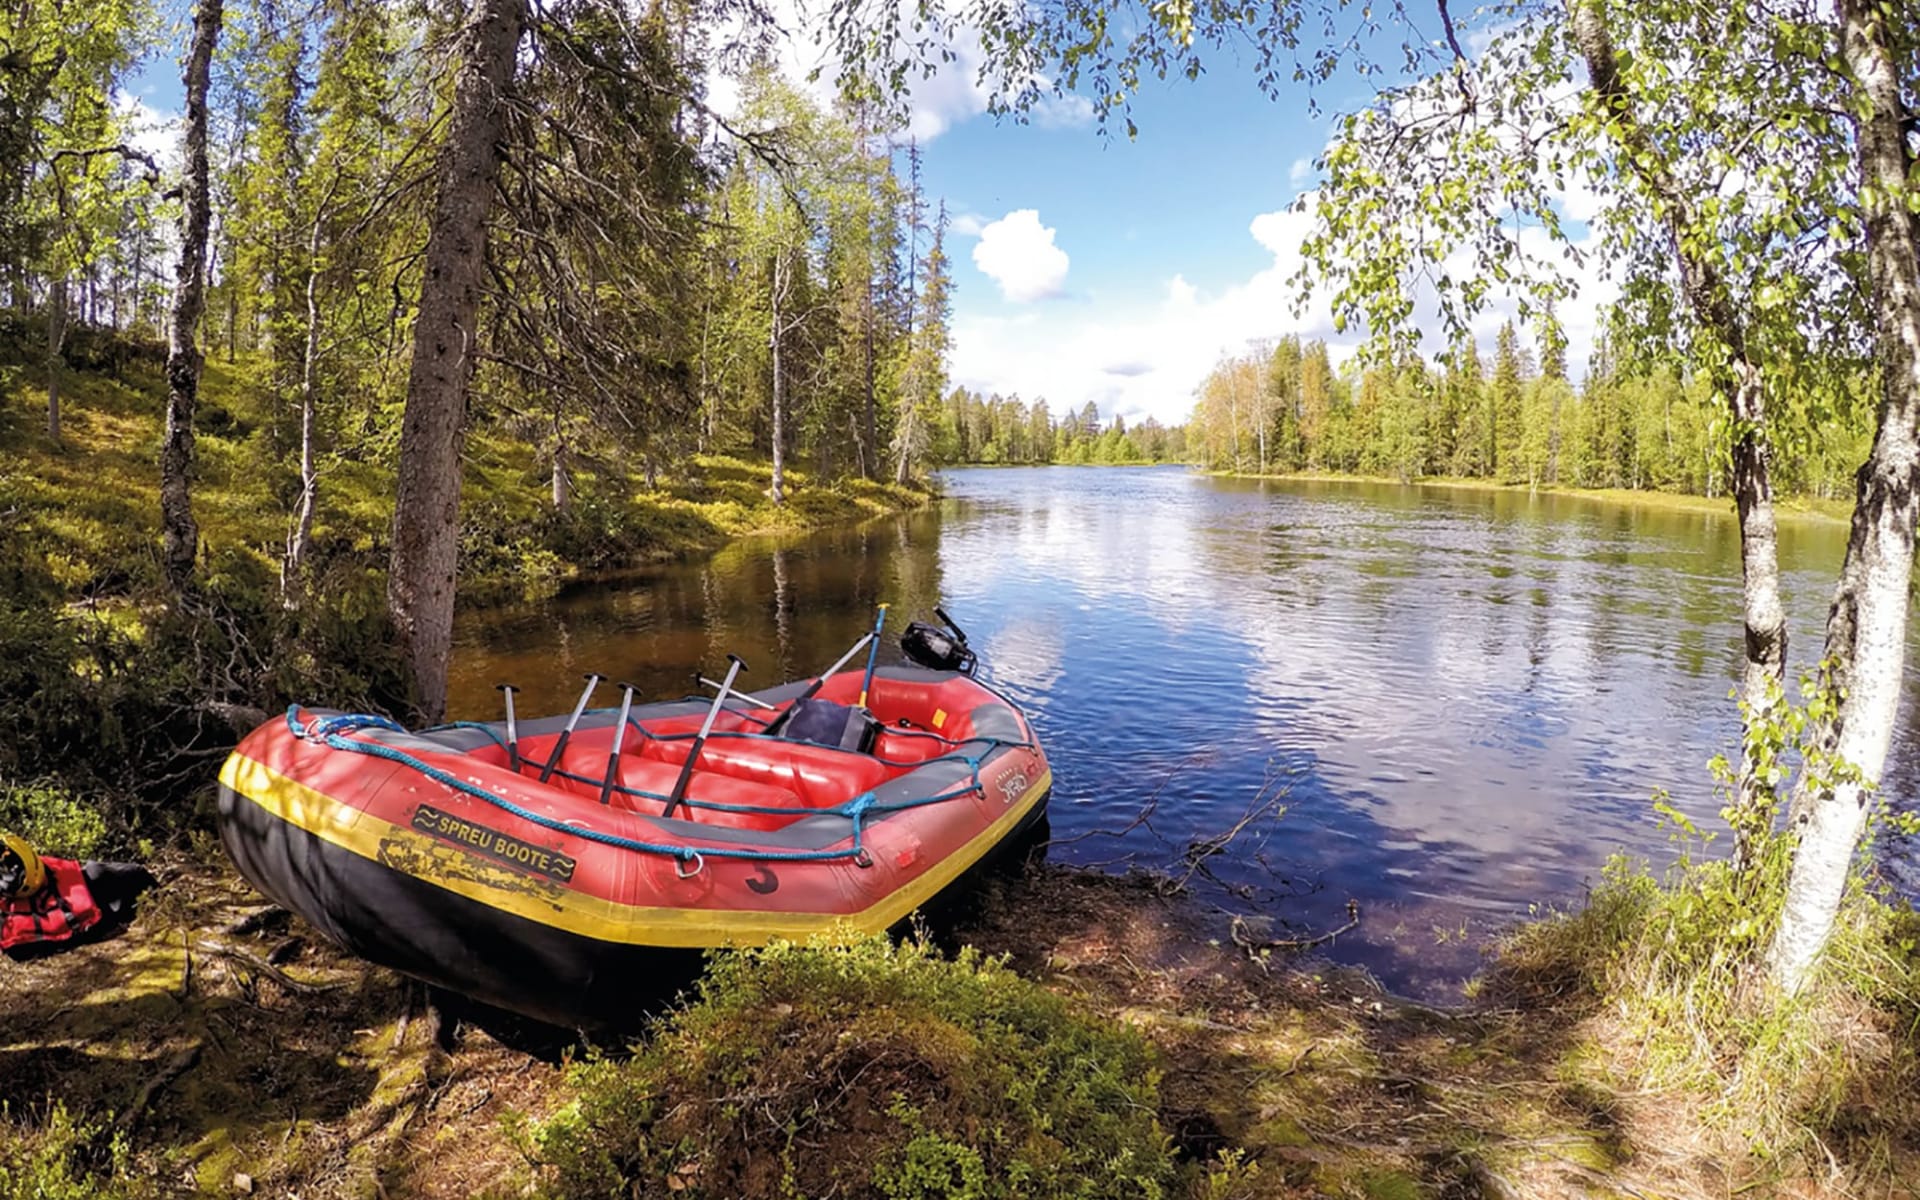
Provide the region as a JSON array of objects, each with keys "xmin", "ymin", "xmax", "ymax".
[{"xmin": 0, "ymin": 832, "xmax": 45, "ymax": 897}]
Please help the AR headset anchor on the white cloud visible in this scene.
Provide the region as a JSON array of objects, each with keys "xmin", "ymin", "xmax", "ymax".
[
  {"xmin": 971, "ymin": 209, "xmax": 1071, "ymax": 303},
  {"xmin": 948, "ymin": 211, "xmax": 988, "ymax": 238},
  {"xmin": 704, "ymin": 7, "xmax": 1014, "ymax": 146},
  {"xmin": 1032, "ymin": 91, "xmax": 1096, "ymax": 130},
  {"xmin": 112, "ymin": 90, "xmax": 179, "ymax": 168},
  {"xmin": 1288, "ymin": 157, "xmax": 1315, "ymax": 189},
  {"xmin": 950, "ymin": 184, "xmax": 1620, "ymax": 427}
]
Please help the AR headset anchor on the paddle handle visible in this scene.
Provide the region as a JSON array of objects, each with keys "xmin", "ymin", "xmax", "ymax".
[
  {"xmin": 858, "ymin": 604, "xmax": 889, "ymax": 709},
  {"xmin": 665, "ymin": 655, "xmax": 745, "ymax": 818}
]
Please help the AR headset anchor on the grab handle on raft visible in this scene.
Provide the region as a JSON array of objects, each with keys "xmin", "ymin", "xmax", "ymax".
[
  {"xmin": 664, "ymin": 654, "xmax": 745, "ymax": 819},
  {"xmin": 494, "ymin": 683, "xmax": 521, "ymax": 773},
  {"xmin": 762, "ymin": 632, "xmax": 875, "ymax": 738},
  {"xmin": 540, "ymin": 673, "xmax": 604, "ymax": 783},
  {"xmin": 597, "ymin": 682, "xmax": 640, "ymax": 806}
]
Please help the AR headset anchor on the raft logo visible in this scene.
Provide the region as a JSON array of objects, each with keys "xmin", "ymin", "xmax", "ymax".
[
  {"xmin": 410, "ymin": 804, "xmax": 577, "ymax": 883},
  {"xmin": 997, "ymin": 770, "xmax": 1030, "ymax": 806}
]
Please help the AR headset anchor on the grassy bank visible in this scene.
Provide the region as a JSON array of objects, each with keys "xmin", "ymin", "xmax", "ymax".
[
  {"xmin": 3, "ymin": 351, "xmax": 932, "ymax": 609},
  {"xmin": 0, "ymin": 346, "xmax": 930, "ymax": 840},
  {"xmin": 5, "ymin": 855, "xmax": 1915, "ymax": 1199},
  {"xmin": 1216, "ymin": 468, "xmax": 1855, "ymax": 523}
]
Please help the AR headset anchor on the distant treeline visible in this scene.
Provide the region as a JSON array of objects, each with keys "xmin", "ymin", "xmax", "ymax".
[
  {"xmin": 1188, "ymin": 325, "xmax": 1873, "ymax": 498},
  {"xmin": 927, "ymin": 388, "xmax": 1190, "ymax": 466}
]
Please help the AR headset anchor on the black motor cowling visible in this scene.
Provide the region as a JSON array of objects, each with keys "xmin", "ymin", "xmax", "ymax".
[{"xmin": 900, "ymin": 607, "xmax": 977, "ymax": 675}]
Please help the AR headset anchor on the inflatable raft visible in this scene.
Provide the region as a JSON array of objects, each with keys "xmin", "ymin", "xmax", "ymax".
[{"xmin": 216, "ymin": 654, "xmax": 1050, "ymax": 1028}]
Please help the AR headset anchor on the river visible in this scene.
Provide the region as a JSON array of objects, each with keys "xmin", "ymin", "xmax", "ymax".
[{"xmin": 448, "ymin": 466, "xmax": 1920, "ymax": 1001}]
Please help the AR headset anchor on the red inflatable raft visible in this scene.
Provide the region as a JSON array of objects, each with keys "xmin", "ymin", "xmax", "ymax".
[{"xmin": 216, "ymin": 664, "xmax": 1050, "ymax": 1028}]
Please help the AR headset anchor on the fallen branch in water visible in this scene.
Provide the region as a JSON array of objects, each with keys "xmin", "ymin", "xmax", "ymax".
[
  {"xmin": 1230, "ymin": 899, "xmax": 1362, "ymax": 960},
  {"xmin": 196, "ymin": 939, "xmax": 342, "ymax": 995}
]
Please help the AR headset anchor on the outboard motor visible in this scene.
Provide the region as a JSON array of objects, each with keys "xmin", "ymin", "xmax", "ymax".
[{"xmin": 900, "ymin": 607, "xmax": 977, "ymax": 675}]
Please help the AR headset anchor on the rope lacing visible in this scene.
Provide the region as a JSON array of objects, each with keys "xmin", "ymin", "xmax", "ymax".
[{"xmin": 281, "ymin": 705, "xmax": 1029, "ymax": 866}]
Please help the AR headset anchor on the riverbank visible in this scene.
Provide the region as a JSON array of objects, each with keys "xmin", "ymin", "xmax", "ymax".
[
  {"xmin": 1213, "ymin": 468, "xmax": 1855, "ymax": 523},
  {"xmin": 5, "ymin": 859, "xmax": 1915, "ymax": 1198},
  {"xmin": 4, "ymin": 353, "xmax": 933, "ymax": 608}
]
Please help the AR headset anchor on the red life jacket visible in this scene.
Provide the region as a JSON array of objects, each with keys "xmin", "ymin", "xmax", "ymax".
[{"xmin": 1, "ymin": 856, "xmax": 103, "ymax": 952}]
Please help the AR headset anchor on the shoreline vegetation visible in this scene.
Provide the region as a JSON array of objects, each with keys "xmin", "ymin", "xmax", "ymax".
[
  {"xmin": 5, "ymin": 855, "xmax": 1916, "ymax": 1198},
  {"xmin": 5, "ymin": 355, "xmax": 1919, "ymax": 1198}
]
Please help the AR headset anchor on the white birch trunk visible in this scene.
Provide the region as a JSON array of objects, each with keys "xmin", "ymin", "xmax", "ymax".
[{"xmin": 1768, "ymin": 0, "xmax": 1920, "ymax": 993}]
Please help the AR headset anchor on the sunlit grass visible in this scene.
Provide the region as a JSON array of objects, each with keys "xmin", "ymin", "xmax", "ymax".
[{"xmin": 3, "ymin": 349, "xmax": 931, "ymax": 606}]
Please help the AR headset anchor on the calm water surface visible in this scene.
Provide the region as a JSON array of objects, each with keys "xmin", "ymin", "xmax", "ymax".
[{"xmin": 448, "ymin": 467, "xmax": 1920, "ymax": 1000}]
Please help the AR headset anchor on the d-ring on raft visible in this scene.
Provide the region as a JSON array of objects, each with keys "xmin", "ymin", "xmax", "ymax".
[{"xmin": 215, "ymin": 622, "xmax": 1050, "ymax": 1030}]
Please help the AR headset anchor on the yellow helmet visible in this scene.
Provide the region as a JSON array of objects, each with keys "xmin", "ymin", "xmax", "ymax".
[{"xmin": 0, "ymin": 832, "xmax": 45, "ymax": 897}]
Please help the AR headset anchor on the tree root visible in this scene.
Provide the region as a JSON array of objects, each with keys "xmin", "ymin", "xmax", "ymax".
[
  {"xmin": 114, "ymin": 1040, "xmax": 204, "ymax": 1133},
  {"xmin": 196, "ymin": 938, "xmax": 342, "ymax": 995}
]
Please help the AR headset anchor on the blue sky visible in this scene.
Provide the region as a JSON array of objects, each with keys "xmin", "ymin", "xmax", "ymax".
[
  {"xmin": 125, "ymin": 9, "xmax": 1610, "ymax": 428},
  {"xmin": 921, "ymin": 67, "xmax": 1345, "ymax": 425}
]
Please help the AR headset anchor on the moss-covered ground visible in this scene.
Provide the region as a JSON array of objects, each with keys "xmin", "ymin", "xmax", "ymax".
[{"xmin": 3, "ymin": 350, "xmax": 931, "ymax": 607}]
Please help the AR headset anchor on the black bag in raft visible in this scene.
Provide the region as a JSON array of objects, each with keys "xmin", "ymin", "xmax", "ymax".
[{"xmin": 782, "ymin": 698, "xmax": 879, "ymax": 754}]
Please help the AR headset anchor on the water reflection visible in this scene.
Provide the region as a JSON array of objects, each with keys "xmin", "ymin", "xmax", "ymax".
[{"xmin": 449, "ymin": 467, "xmax": 1918, "ymax": 1000}]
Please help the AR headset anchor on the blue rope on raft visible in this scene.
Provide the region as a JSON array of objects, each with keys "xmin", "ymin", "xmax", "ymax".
[{"xmin": 280, "ymin": 707, "xmax": 1004, "ymax": 865}]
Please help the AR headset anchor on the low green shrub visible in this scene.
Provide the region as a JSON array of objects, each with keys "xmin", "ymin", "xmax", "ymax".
[
  {"xmin": 1493, "ymin": 674, "xmax": 1920, "ymax": 1168},
  {"xmin": 0, "ymin": 1102, "xmax": 153, "ymax": 1200},
  {"xmin": 0, "ymin": 779, "xmax": 109, "ymax": 859},
  {"xmin": 531, "ymin": 935, "xmax": 1174, "ymax": 1200}
]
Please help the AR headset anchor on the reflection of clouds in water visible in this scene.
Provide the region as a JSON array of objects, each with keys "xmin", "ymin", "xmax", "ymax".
[
  {"xmin": 940, "ymin": 469, "xmax": 1218, "ymax": 628},
  {"xmin": 986, "ymin": 619, "xmax": 1065, "ymax": 698}
]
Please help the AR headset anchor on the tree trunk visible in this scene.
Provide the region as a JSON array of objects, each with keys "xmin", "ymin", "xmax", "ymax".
[
  {"xmin": 1767, "ymin": 0, "xmax": 1920, "ymax": 994},
  {"xmin": 863, "ymin": 273, "xmax": 878, "ymax": 479},
  {"xmin": 46, "ymin": 275, "xmax": 65, "ymax": 441},
  {"xmin": 550, "ymin": 418, "xmax": 570, "ymax": 510},
  {"xmin": 1729, "ymin": 362, "xmax": 1788, "ymax": 859},
  {"xmin": 388, "ymin": 0, "xmax": 526, "ymax": 723},
  {"xmin": 769, "ymin": 249, "xmax": 787, "ymax": 506},
  {"xmin": 1572, "ymin": 0, "xmax": 1787, "ymax": 811},
  {"xmin": 162, "ymin": 0, "xmax": 223, "ymax": 597},
  {"xmin": 894, "ymin": 403, "xmax": 915, "ymax": 485},
  {"xmin": 283, "ymin": 211, "xmax": 325, "ymax": 605}
]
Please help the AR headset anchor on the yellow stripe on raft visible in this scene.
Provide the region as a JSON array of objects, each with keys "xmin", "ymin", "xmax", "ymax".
[{"xmin": 218, "ymin": 752, "xmax": 1050, "ymax": 948}]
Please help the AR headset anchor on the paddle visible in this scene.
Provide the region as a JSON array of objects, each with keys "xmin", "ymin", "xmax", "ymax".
[
  {"xmin": 762, "ymin": 629, "xmax": 877, "ymax": 738},
  {"xmin": 538, "ymin": 672, "xmax": 604, "ymax": 784},
  {"xmin": 698, "ymin": 677, "xmax": 777, "ymax": 710},
  {"xmin": 597, "ymin": 682, "xmax": 640, "ymax": 806},
  {"xmin": 494, "ymin": 683, "xmax": 521, "ymax": 772},
  {"xmin": 663, "ymin": 654, "xmax": 746, "ymax": 819},
  {"xmin": 857, "ymin": 603, "xmax": 889, "ymax": 709}
]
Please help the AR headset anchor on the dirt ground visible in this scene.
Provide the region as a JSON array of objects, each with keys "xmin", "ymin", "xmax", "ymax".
[{"xmin": 2, "ymin": 861, "xmax": 1911, "ymax": 1198}]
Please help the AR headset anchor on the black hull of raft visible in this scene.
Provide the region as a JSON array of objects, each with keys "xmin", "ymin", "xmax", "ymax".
[{"xmin": 217, "ymin": 775, "xmax": 1051, "ymax": 1032}]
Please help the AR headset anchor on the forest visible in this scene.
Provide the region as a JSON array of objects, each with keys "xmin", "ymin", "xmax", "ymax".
[
  {"xmin": 2, "ymin": 0, "xmax": 958, "ymax": 730},
  {"xmin": 1187, "ymin": 323, "xmax": 1872, "ymax": 497},
  {"xmin": 927, "ymin": 387, "xmax": 1188, "ymax": 465}
]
